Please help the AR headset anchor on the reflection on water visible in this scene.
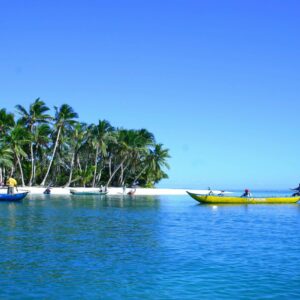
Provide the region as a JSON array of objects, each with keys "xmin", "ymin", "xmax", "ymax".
[
  {"xmin": 0, "ymin": 194, "xmax": 299, "ymax": 299},
  {"xmin": 27, "ymin": 194, "xmax": 161, "ymax": 209}
]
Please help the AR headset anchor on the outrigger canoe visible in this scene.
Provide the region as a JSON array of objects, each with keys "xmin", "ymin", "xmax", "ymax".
[
  {"xmin": 186, "ymin": 191, "xmax": 300, "ymax": 204},
  {"xmin": 70, "ymin": 189, "xmax": 108, "ymax": 196},
  {"xmin": 0, "ymin": 192, "xmax": 29, "ymax": 202}
]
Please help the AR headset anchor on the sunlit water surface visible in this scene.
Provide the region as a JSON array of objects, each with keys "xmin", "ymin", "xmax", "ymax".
[{"xmin": 0, "ymin": 192, "xmax": 300, "ymax": 299}]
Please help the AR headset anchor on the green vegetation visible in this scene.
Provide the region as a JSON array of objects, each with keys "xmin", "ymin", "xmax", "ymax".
[{"xmin": 0, "ymin": 99, "xmax": 170, "ymax": 187}]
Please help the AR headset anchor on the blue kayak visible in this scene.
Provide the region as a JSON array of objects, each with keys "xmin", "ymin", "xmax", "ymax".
[{"xmin": 0, "ymin": 192, "xmax": 29, "ymax": 201}]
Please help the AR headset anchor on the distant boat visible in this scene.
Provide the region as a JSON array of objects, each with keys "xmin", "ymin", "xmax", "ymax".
[
  {"xmin": 186, "ymin": 191, "xmax": 300, "ymax": 204},
  {"xmin": 70, "ymin": 189, "xmax": 108, "ymax": 196},
  {"xmin": 0, "ymin": 192, "xmax": 29, "ymax": 202}
]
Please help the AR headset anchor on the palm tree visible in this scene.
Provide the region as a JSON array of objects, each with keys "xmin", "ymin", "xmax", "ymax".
[
  {"xmin": 32, "ymin": 124, "xmax": 52, "ymax": 185},
  {"xmin": 105, "ymin": 129, "xmax": 128, "ymax": 187},
  {"xmin": 64, "ymin": 122, "xmax": 89, "ymax": 187},
  {"xmin": 6, "ymin": 123, "xmax": 30, "ymax": 186},
  {"xmin": 0, "ymin": 142, "xmax": 13, "ymax": 183},
  {"xmin": 0, "ymin": 108, "xmax": 14, "ymax": 135},
  {"xmin": 143, "ymin": 143, "xmax": 170, "ymax": 186},
  {"xmin": 40, "ymin": 104, "xmax": 78, "ymax": 186},
  {"xmin": 16, "ymin": 99, "xmax": 51, "ymax": 186},
  {"xmin": 90, "ymin": 120, "xmax": 114, "ymax": 187},
  {"xmin": 105, "ymin": 129, "xmax": 154, "ymax": 187},
  {"xmin": 1, "ymin": 100, "xmax": 170, "ymax": 187},
  {"xmin": 126, "ymin": 129, "xmax": 155, "ymax": 183}
]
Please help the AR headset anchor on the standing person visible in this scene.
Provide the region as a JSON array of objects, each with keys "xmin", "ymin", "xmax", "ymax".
[
  {"xmin": 122, "ymin": 183, "xmax": 126, "ymax": 195},
  {"xmin": 6, "ymin": 176, "xmax": 18, "ymax": 195}
]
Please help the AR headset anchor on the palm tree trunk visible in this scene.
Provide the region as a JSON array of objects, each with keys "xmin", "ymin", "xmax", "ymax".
[
  {"xmin": 118, "ymin": 159, "xmax": 131, "ymax": 185},
  {"xmin": 40, "ymin": 127, "xmax": 61, "ymax": 186},
  {"xmin": 118, "ymin": 163, "xmax": 124, "ymax": 186},
  {"xmin": 106, "ymin": 157, "xmax": 127, "ymax": 187},
  {"xmin": 10, "ymin": 166, "xmax": 15, "ymax": 176},
  {"xmin": 33, "ymin": 164, "xmax": 36, "ymax": 185},
  {"xmin": 64, "ymin": 151, "xmax": 75, "ymax": 187},
  {"xmin": 16, "ymin": 153, "xmax": 25, "ymax": 187},
  {"xmin": 83, "ymin": 164, "xmax": 88, "ymax": 187},
  {"xmin": 77, "ymin": 157, "xmax": 82, "ymax": 172},
  {"xmin": 28, "ymin": 125, "xmax": 34, "ymax": 186},
  {"xmin": 64, "ymin": 177, "xmax": 80, "ymax": 187},
  {"xmin": 96, "ymin": 168, "xmax": 102, "ymax": 184},
  {"xmin": 28, "ymin": 142, "xmax": 34, "ymax": 186},
  {"xmin": 134, "ymin": 165, "xmax": 148, "ymax": 183},
  {"xmin": 108, "ymin": 156, "xmax": 112, "ymax": 178},
  {"xmin": 92, "ymin": 145, "xmax": 99, "ymax": 187}
]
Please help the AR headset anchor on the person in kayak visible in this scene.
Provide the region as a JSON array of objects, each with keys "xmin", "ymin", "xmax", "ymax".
[
  {"xmin": 241, "ymin": 189, "xmax": 251, "ymax": 197},
  {"xmin": 208, "ymin": 187, "xmax": 214, "ymax": 195},
  {"xmin": 6, "ymin": 176, "xmax": 18, "ymax": 194},
  {"xmin": 218, "ymin": 190, "xmax": 225, "ymax": 196},
  {"xmin": 291, "ymin": 184, "xmax": 300, "ymax": 196}
]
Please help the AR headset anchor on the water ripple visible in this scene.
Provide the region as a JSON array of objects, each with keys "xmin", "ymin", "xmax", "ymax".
[{"xmin": 0, "ymin": 195, "xmax": 299, "ymax": 299}]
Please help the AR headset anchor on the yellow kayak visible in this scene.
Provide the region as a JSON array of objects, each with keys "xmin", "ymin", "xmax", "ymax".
[{"xmin": 186, "ymin": 191, "xmax": 300, "ymax": 204}]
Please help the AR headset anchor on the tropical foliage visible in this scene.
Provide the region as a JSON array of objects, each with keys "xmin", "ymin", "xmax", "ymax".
[{"xmin": 0, "ymin": 99, "xmax": 170, "ymax": 187}]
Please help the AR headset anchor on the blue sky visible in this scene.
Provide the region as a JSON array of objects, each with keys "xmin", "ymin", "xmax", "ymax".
[{"xmin": 1, "ymin": 0, "xmax": 299, "ymax": 189}]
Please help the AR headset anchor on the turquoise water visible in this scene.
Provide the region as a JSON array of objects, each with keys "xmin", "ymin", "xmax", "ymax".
[{"xmin": 0, "ymin": 193, "xmax": 300, "ymax": 299}]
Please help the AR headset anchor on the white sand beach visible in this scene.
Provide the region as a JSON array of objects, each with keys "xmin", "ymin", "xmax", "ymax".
[{"xmin": 2, "ymin": 187, "xmax": 223, "ymax": 196}]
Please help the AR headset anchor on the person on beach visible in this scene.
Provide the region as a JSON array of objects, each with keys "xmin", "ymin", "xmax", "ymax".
[
  {"xmin": 122, "ymin": 183, "xmax": 126, "ymax": 194},
  {"xmin": 241, "ymin": 189, "xmax": 251, "ymax": 197},
  {"xmin": 43, "ymin": 187, "xmax": 51, "ymax": 194},
  {"xmin": 6, "ymin": 176, "xmax": 18, "ymax": 194},
  {"xmin": 127, "ymin": 188, "xmax": 136, "ymax": 196}
]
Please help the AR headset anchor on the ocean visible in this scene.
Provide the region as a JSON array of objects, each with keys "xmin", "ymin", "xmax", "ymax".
[{"xmin": 0, "ymin": 192, "xmax": 299, "ymax": 299}]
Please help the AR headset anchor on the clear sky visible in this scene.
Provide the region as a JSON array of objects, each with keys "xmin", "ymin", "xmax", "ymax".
[{"xmin": 1, "ymin": 0, "xmax": 299, "ymax": 189}]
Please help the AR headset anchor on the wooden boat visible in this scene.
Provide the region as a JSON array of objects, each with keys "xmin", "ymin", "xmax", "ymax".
[
  {"xmin": 186, "ymin": 191, "xmax": 300, "ymax": 204},
  {"xmin": 70, "ymin": 189, "xmax": 108, "ymax": 196},
  {"xmin": 0, "ymin": 192, "xmax": 29, "ymax": 202}
]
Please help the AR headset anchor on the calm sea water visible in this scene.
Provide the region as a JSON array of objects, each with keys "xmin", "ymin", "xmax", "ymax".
[{"xmin": 0, "ymin": 192, "xmax": 299, "ymax": 299}]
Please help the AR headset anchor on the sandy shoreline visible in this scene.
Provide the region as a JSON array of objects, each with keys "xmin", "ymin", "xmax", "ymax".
[{"xmin": 1, "ymin": 187, "xmax": 221, "ymax": 196}]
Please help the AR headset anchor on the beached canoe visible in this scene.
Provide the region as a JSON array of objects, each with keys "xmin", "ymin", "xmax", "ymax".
[
  {"xmin": 186, "ymin": 191, "xmax": 300, "ymax": 204},
  {"xmin": 70, "ymin": 189, "xmax": 108, "ymax": 196},
  {"xmin": 0, "ymin": 192, "xmax": 29, "ymax": 202}
]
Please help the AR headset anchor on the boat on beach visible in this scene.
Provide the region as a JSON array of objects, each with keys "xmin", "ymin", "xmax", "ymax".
[
  {"xmin": 186, "ymin": 191, "xmax": 300, "ymax": 204},
  {"xmin": 0, "ymin": 192, "xmax": 29, "ymax": 202},
  {"xmin": 70, "ymin": 189, "xmax": 108, "ymax": 196}
]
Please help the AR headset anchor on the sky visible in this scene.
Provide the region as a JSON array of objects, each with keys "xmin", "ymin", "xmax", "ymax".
[{"xmin": 1, "ymin": 0, "xmax": 299, "ymax": 189}]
